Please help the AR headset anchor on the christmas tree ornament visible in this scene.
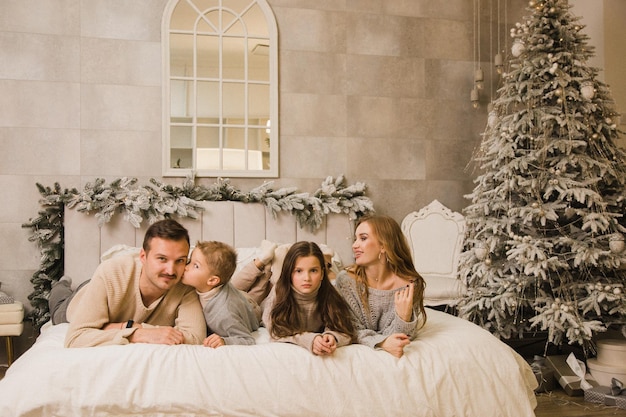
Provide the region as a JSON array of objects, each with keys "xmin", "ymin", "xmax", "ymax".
[
  {"xmin": 609, "ymin": 233, "xmax": 625, "ymax": 254},
  {"xmin": 470, "ymin": 87, "xmax": 480, "ymax": 108},
  {"xmin": 580, "ymin": 80, "xmax": 595, "ymax": 99},
  {"xmin": 511, "ymin": 39, "xmax": 525, "ymax": 57},
  {"xmin": 474, "ymin": 68, "xmax": 484, "ymax": 89},
  {"xmin": 474, "ymin": 243, "xmax": 488, "ymax": 260},
  {"xmin": 494, "ymin": 53, "xmax": 504, "ymax": 74}
]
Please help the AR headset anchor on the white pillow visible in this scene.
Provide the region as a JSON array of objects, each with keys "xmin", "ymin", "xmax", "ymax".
[{"xmin": 235, "ymin": 247, "xmax": 261, "ymax": 273}]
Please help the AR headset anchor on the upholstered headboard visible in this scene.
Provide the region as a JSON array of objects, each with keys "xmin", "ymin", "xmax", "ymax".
[{"xmin": 64, "ymin": 201, "xmax": 355, "ymax": 289}]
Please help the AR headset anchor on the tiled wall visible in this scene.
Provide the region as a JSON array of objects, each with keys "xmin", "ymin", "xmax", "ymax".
[{"xmin": 0, "ymin": 0, "xmax": 623, "ymax": 358}]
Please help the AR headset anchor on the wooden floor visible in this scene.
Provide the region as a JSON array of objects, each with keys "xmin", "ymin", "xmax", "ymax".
[
  {"xmin": 2, "ymin": 367, "xmax": 625, "ymax": 416},
  {"xmin": 535, "ymin": 388, "xmax": 626, "ymax": 417}
]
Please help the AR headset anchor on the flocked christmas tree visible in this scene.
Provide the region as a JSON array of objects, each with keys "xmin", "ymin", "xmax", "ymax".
[{"xmin": 458, "ymin": 0, "xmax": 626, "ymax": 354}]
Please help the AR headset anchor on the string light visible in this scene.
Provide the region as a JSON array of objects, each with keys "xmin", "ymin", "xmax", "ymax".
[
  {"xmin": 471, "ymin": 0, "xmax": 482, "ymax": 106},
  {"xmin": 475, "ymin": 0, "xmax": 483, "ymax": 90},
  {"xmin": 494, "ymin": 0, "xmax": 504, "ymax": 74}
]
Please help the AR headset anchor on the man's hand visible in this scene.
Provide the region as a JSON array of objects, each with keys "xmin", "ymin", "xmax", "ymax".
[
  {"xmin": 203, "ymin": 334, "xmax": 225, "ymax": 348},
  {"xmin": 128, "ymin": 326, "xmax": 185, "ymax": 345}
]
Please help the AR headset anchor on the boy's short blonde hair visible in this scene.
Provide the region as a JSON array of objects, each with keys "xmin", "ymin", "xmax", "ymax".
[{"xmin": 194, "ymin": 241, "xmax": 237, "ymax": 285}]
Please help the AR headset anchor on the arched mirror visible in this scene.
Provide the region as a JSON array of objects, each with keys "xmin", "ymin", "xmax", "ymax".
[{"xmin": 162, "ymin": 0, "xmax": 278, "ymax": 177}]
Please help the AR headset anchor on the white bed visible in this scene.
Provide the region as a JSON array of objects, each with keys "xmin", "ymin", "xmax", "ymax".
[{"xmin": 0, "ymin": 200, "xmax": 538, "ymax": 417}]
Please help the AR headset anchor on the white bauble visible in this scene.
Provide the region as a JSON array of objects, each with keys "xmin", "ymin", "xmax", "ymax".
[
  {"xmin": 580, "ymin": 81, "xmax": 595, "ymax": 99},
  {"xmin": 474, "ymin": 244, "xmax": 488, "ymax": 260},
  {"xmin": 610, "ymin": 233, "xmax": 625, "ymax": 254},
  {"xmin": 511, "ymin": 40, "xmax": 525, "ymax": 57}
]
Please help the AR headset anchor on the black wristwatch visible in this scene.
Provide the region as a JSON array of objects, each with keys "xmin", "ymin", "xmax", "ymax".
[{"xmin": 125, "ymin": 320, "xmax": 134, "ymax": 328}]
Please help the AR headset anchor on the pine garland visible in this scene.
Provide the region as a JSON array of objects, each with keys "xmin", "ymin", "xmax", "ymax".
[{"xmin": 23, "ymin": 175, "xmax": 374, "ymax": 330}]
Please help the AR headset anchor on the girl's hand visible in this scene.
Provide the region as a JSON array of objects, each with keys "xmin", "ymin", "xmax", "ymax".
[
  {"xmin": 203, "ymin": 334, "xmax": 225, "ymax": 348},
  {"xmin": 394, "ymin": 283, "xmax": 414, "ymax": 322},
  {"xmin": 380, "ymin": 333, "xmax": 410, "ymax": 358},
  {"xmin": 313, "ymin": 334, "xmax": 337, "ymax": 356}
]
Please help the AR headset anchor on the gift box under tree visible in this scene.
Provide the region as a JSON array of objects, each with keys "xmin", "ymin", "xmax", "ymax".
[
  {"xmin": 584, "ymin": 378, "xmax": 626, "ymax": 410},
  {"xmin": 529, "ymin": 356, "xmax": 556, "ymax": 393},
  {"xmin": 545, "ymin": 353, "xmax": 598, "ymax": 396}
]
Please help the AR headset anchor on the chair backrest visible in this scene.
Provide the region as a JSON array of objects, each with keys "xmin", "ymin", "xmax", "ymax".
[{"xmin": 401, "ymin": 200, "xmax": 465, "ymax": 280}]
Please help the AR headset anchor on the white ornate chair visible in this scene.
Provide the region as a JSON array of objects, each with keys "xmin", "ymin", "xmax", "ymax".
[{"xmin": 401, "ymin": 200, "xmax": 467, "ymax": 307}]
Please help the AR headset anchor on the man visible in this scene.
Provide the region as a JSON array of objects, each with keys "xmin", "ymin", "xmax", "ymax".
[{"xmin": 54, "ymin": 218, "xmax": 206, "ymax": 347}]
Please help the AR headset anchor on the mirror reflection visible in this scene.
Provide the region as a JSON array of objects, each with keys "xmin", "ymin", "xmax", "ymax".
[{"xmin": 164, "ymin": 0, "xmax": 278, "ymax": 177}]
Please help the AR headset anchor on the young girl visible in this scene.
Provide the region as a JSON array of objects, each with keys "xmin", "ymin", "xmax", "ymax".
[
  {"xmin": 262, "ymin": 241, "xmax": 355, "ymax": 356},
  {"xmin": 335, "ymin": 214, "xmax": 426, "ymax": 358}
]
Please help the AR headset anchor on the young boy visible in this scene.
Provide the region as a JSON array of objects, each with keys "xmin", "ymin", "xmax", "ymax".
[{"xmin": 183, "ymin": 241, "xmax": 260, "ymax": 347}]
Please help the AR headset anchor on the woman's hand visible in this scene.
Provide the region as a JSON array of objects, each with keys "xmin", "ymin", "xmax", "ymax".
[
  {"xmin": 380, "ymin": 333, "xmax": 411, "ymax": 358},
  {"xmin": 394, "ymin": 283, "xmax": 414, "ymax": 322},
  {"xmin": 313, "ymin": 334, "xmax": 337, "ymax": 356}
]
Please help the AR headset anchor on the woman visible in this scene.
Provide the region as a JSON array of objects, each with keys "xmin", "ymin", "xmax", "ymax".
[{"xmin": 335, "ymin": 214, "xmax": 426, "ymax": 357}]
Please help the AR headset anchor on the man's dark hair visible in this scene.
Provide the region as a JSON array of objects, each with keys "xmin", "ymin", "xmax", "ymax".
[{"xmin": 142, "ymin": 219, "xmax": 190, "ymax": 252}]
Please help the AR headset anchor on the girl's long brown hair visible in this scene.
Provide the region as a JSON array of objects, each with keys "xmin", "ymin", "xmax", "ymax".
[
  {"xmin": 351, "ymin": 214, "xmax": 427, "ymax": 328},
  {"xmin": 270, "ymin": 241, "xmax": 356, "ymax": 341}
]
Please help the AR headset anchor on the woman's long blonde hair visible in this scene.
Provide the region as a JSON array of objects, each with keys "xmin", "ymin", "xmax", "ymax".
[{"xmin": 351, "ymin": 214, "xmax": 426, "ymax": 327}]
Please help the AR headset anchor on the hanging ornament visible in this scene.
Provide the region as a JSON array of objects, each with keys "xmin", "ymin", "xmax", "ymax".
[
  {"xmin": 511, "ymin": 39, "xmax": 525, "ymax": 57},
  {"xmin": 474, "ymin": 243, "xmax": 488, "ymax": 260},
  {"xmin": 609, "ymin": 233, "xmax": 625, "ymax": 254},
  {"xmin": 580, "ymin": 81, "xmax": 595, "ymax": 99},
  {"xmin": 474, "ymin": 68, "xmax": 484, "ymax": 90},
  {"xmin": 494, "ymin": 53, "xmax": 504, "ymax": 74},
  {"xmin": 470, "ymin": 87, "xmax": 480, "ymax": 109}
]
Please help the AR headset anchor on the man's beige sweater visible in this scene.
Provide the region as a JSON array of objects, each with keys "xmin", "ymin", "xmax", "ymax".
[{"xmin": 65, "ymin": 255, "xmax": 206, "ymax": 347}]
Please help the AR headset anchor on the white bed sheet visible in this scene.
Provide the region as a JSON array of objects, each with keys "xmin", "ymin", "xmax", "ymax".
[{"xmin": 0, "ymin": 309, "xmax": 537, "ymax": 417}]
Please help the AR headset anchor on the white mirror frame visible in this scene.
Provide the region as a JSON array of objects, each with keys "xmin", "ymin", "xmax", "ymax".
[{"xmin": 161, "ymin": 0, "xmax": 279, "ymax": 178}]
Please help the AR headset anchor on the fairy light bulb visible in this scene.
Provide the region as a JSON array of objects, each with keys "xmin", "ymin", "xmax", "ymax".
[
  {"xmin": 474, "ymin": 68, "xmax": 484, "ymax": 90},
  {"xmin": 471, "ymin": 87, "xmax": 480, "ymax": 108}
]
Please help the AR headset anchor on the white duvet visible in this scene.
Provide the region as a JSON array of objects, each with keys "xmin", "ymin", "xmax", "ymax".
[{"xmin": 0, "ymin": 309, "xmax": 537, "ymax": 417}]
